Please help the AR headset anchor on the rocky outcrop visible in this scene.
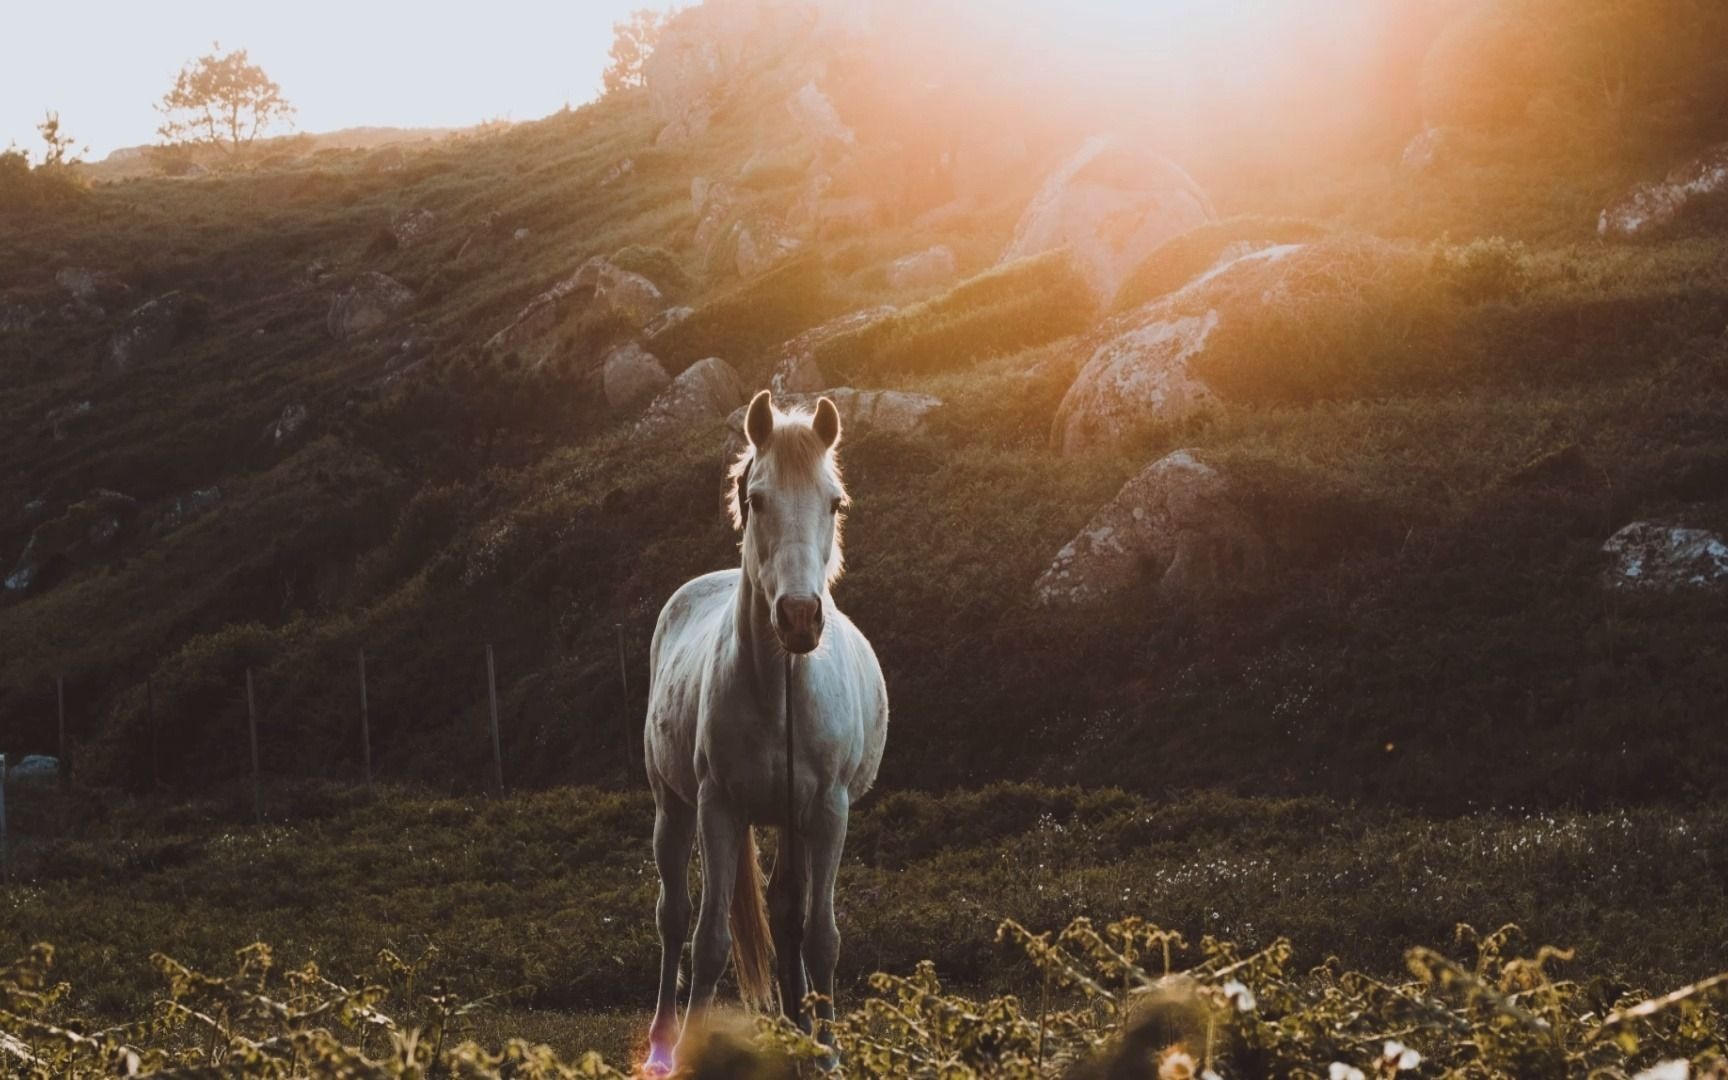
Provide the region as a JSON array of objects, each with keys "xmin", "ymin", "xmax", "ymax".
[
  {"xmin": 787, "ymin": 79, "xmax": 853, "ymax": 147},
  {"xmin": 1034, "ymin": 450, "xmax": 1264, "ymax": 606},
  {"xmin": 328, "ymin": 273, "xmax": 415, "ymax": 339},
  {"xmin": 391, "ymin": 208, "xmax": 436, "ymax": 247},
  {"xmin": 731, "ymin": 215, "xmax": 803, "ymax": 278},
  {"xmin": 1051, "ymin": 244, "xmax": 1305, "ymax": 455},
  {"xmin": 4, "ymin": 490, "xmax": 139, "ymax": 593},
  {"xmin": 721, "ymin": 387, "xmax": 942, "ymax": 464},
  {"xmin": 1599, "ymin": 143, "xmax": 1728, "ymax": 241},
  {"xmin": 0, "ymin": 297, "xmax": 41, "ymax": 333},
  {"xmin": 152, "ymin": 487, "xmax": 223, "ymax": 535},
  {"xmin": 483, "ymin": 257, "xmax": 664, "ymax": 360},
  {"xmin": 766, "ymin": 306, "xmax": 895, "ymax": 395},
  {"xmin": 1001, "ymin": 135, "xmax": 1215, "ymax": 305},
  {"xmin": 887, "ymin": 245, "xmax": 958, "ymax": 291},
  {"xmin": 636, "ymin": 357, "xmax": 747, "ymax": 436},
  {"xmin": 603, "ymin": 343, "xmax": 671, "ymax": 410},
  {"xmin": 106, "ymin": 292, "xmax": 190, "ymax": 372},
  {"xmin": 1602, "ymin": 521, "xmax": 1728, "ymax": 591},
  {"xmin": 643, "ymin": 0, "xmax": 817, "ymax": 146},
  {"xmin": 56, "ymin": 267, "xmax": 129, "ymax": 318}
]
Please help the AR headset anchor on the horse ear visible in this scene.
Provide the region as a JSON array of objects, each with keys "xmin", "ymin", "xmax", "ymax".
[
  {"xmin": 746, "ymin": 389, "xmax": 775, "ymax": 450},
  {"xmin": 813, "ymin": 396, "xmax": 841, "ymax": 449}
]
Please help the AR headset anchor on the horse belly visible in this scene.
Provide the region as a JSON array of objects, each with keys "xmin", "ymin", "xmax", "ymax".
[{"xmin": 644, "ymin": 572, "xmax": 736, "ymax": 805}]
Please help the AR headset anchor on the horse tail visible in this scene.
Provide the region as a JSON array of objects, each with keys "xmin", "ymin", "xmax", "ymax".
[{"xmin": 729, "ymin": 827, "xmax": 775, "ymax": 1010}]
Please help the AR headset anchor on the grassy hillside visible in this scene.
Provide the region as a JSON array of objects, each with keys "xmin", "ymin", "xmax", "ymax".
[{"xmin": 1, "ymin": 6, "xmax": 1725, "ymax": 818}]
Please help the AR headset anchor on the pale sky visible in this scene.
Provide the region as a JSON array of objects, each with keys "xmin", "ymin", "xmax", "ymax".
[{"xmin": 0, "ymin": 0, "xmax": 1366, "ymax": 162}]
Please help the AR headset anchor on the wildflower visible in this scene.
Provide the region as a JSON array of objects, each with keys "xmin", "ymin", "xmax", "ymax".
[
  {"xmin": 1633, "ymin": 1062, "xmax": 1690, "ymax": 1080},
  {"xmin": 1329, "ymin": 1065, "xmax": 1366, "ymax": 1080},
  {"xmin": 1221, "ymin": 979, "xmax": 1256, "ymax": 1012},
  {"xmin": 1383, "ymin": 1040, "xmax": 1421, "ymax": 1070},
  {"xmin": 1158, "ymin": 1048, "xmax": 1196, "ymax": 1080}
]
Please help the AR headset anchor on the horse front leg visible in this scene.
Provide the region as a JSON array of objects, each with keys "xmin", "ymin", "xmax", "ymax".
[
  {"xmin": 804, "ymin": 786, "xmax": 850, "ymax": 1054},
  {"xmin": 681, "ymin": 781, "xmax": 747, "ymax": 1035},
  {"xmin": 646, "ymin": 792, "xmax": 696, "ymax": 1074},
  {"xmin": 767, "ymin": 828, "xmax": 811, "ymax": 1028}
]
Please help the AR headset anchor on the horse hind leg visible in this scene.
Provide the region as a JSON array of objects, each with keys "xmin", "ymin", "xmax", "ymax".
[
  {"xmin": 646, "ymin": 793, "xmax": 696, "ymax": 1074},
  {"xmin": 766, "ymin": 828, "xmax": 812, "ymax": 1028}
]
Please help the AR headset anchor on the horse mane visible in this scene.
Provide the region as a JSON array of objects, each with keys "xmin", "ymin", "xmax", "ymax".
[{"xmin": 727, "ymin": 404, "xmax": 849, "ymax": 584}]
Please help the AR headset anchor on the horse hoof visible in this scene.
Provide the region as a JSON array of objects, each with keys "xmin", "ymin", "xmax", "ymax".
[{"xmin": 642, "ymin": 1042, "xmax": 675, "ymax": 1076}]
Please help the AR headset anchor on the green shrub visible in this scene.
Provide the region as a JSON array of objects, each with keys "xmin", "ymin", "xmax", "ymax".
[
  {"xmin": 609, "ymin": 243, "xmax": 692, "ymax": 299},
  {"xmin": 1111, "ymin": 216, "xmax": 1330, "ymax": 312},
  {"xmin": 1433, "ymin": 235, "xmax": 1531, "ymax": 303},
  {"xmin": 650, "ymin": 253, "xmax": 834, "ymax": 373},
  {"xmin": 0, "ymin": 150, "xmax": 86, "ymax": 213},
  {"xmin": 817, "ymin": 251, "xmax": 1094, "ymax": 380}
]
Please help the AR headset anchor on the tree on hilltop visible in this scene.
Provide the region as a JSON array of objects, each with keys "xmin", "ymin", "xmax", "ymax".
[
  {"xmin": 602, "ymin": 9, "xmax": 669, "ymax": 96},
  {"xmin": 156, "ymin": 44, "xmax": 296, "ymax": 151}
]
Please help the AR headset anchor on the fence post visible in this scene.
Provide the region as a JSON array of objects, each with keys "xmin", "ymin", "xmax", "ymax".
[
  {"xmin": 358, "ymin": 649, "xmax": 373, "ymax": 795},
  {"xmin": 486, "ymin": 645, "xmax": 503, "ymax": 794},
  {"xmin": 147, "ymin": 677, "xmax": 159, "ymax": 789},
  {"xmin": 1, "ymin": 753, "xmax": 8, "ymax": 886},
  {"xmin": 616, "ymin": 623, "xmax": 634, "ymax": 769},
  {"xmin": 57, "ymin": 675, "xmax": 68, "ymax": 794},
  {"xmin": 246, "ymin": 668, "xmax": 261, "ymax": 824}
]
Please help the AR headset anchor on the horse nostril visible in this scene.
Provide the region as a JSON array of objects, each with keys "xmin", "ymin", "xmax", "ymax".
[{"xmin": 774, "ymin": 595, "xmax": 823, "ymax": 645}]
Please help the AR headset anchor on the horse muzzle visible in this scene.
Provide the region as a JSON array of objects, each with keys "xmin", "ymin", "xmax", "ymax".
[{"xmin": 774, "ymin": 594, "xmax": 824, "ymax": 654}]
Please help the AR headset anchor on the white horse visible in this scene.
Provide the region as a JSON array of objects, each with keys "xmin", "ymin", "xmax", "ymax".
[{"xmin": 642, "ymin": 390, "xmax": 889, "ymax": 1070}]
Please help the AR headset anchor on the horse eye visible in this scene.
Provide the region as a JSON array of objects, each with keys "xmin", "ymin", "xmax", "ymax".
[{"xmin": 747, "ymin": 493, "xmax": 764, "ymax": 513}]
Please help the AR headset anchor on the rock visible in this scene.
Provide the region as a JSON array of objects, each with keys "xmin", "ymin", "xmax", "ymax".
[
  {"xmin": 5, "ymin": 755, "xmax": 59, "ymax": 786},
  {"xmin": 731, "ymin": 215, "xmax": 803, "ymax": 277},
  {"xmin": 513, "ymin": 228, "xmax": 532, "ymax": 242},
  {"xmin": 267, "ymin": 404, "xmax": 309, "ymax": 447},
  {"xmin": 301, "ymin": 259, "xmax": 335, "ymax": 285},
  {"xmin": 886, "ymin": 245, "xmax": 958, "ymax": 291},
  {"xmin": 644, "ymin": 305, "xmax": 696, "ymax": 342},
  {"xmin": 1600, "ymin": 143, "xmax": 1728, "ymax": 241},
  {"xmin": 105, "ymin": 292, "xmax": 190, "ymax": 372},
  {"xmin": 152, "ymin": 487, "xmax": 222, "ymax": 535},
  {"xmin": 766, "ymin": 306, "xmax": 896, "ymax": 395},
  {"xmin": 0, "ymin": 297, "xmax": 42, "ymax": 333},
  {"xmin": 483, "ymin": 257, "xmax": 664, "ymax": 360},
  {"xmin": 46, "ymin": 400, "xmax": 93, "ymax": 441},
  {"xmin": 643, "ymin": 0, "xmax": 814, "ymax": 146},
  {"xmin": 1034, "ymin": 450, "xmax": 1264, "ymax": 606},
  {"xmin": 1602, "ymin": 521, "xmax": 1728, "ymax": 592},
  {"xmin": 391, "ymin": 208, "xmax": 436, "ymax": 247},
  {"xmin": 1000, "ymin": 134, "xmax": 1215, "ymax": 305},
  {"xmin": 1400, "ymin": 127, "xmax": 1452, "ymax": 173},
  {"xmin": 721, "ymin": 387, "xmax": 942, "ymax": 464},
  {"xmin": 327, "ymin": 273, "xmax": 415, "ymax": 339},
  {"xmin": 1050, "ymin": 243, "xmax": 1312, "ymax": 455},
  {"xmin": 603, "ymin": 343, "xmax": 671, "ymax": 410},
  {"xmin": 56, "ymin": 267, "xmax": 128, "ymax": 306},
  {"xmin": 637, "ymin": 357, "xmax": 747, "ymax": 436},
  {"xmin": 787, "ymin": 79, "xmax": 853, "ymax": 147},
  {"xmin": 599, "ymin": 158, "xmax": 635, "ymax": 187},
  {"xmin": 4, "ymin": 490, "xmax": 139, "ymax": 593}
]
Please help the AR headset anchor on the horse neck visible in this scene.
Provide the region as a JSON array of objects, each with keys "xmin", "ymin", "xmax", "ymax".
[{"xmin": 733, "ymin": 555, "xmax": 787, "ymax": 697}]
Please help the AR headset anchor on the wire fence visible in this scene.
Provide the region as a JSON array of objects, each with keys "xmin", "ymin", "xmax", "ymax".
[{"xmin": 0, "ymin": 632, "xmax": 641, "ymax": 885}]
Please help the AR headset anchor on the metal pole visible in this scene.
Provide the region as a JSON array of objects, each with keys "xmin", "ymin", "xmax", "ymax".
[
  {"xmin": 616, "ymin": 623, "xmax": 634, "ymax": 768},
  {"xmin": 358, "ymin": 649, "xmax": 372, "ymax": 794},
  {"xmin": 486, "ymin": 645, "xmax": 503, "ymax": 794},
  {"xmin": 246, "ymin": 668, "xmax": 261, "ymax": 824}
]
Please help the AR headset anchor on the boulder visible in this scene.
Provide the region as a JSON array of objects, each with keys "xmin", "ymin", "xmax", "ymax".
[
  {"xmin": 787, "ymin": 79, "xmax": 853, "ymax": 147},
  {"xmin": 637, "ymin": 357, "xmax": 747, "ymax": 436},
  {"xmin": 391, "ymin": 208, "xmax": 436, "ymax": 247},
  {"xmin": 0, "ymin": 297, "xmax": 41, "ymax": 333},
  {"xmin": 327, "ymin": 273, "xmax": 414, "ymax": 339},
  {"xmin": 603, "ymin": 343, "xmax": 671, "ymax": 410},
  {"xmin": 722, "ymin": 387, "xmax": 942, "ymax": 464},
  {"xmin": 4, "ymin": 490, "xmax": 139, "ymax": 593},
  {"xmin": 1399, "ymin": 127, "xmax": 1453, "ymax": 174},
  {"xmin": 643, "ymin": 0, "xmax": 814, "ymax": 146},
  {"xmin": 1602, "ymin": 521, "xmax": 1728, "ymax": 591},
  {"xmin": 4, "ymin": 755, "xmax": 59, "ymax": 786},
  {"xmin": 46, "ymin": 400, "xmax": 93, "ymax": 441},
  {"xmin": 267, "ymin": 404, "xmax": 310, "ymax": 447},
  {"xmin": 1050, "ymin": 243, "xmax": 1313, "ymax": 455},
  {"xmin": 513, "ymin": 228, "xmax": 532, "ymax": 242},
  {"xmin": 766, "ymin": 306, "xmax": 896, "ymax": 395},
  {"xmin": 1001, "ymin": 134, "xmax": 1215, "ymax": 305},
  {"xmin": 731, "ymin": 215, "xmax": 804, "ymax": 278},
  {"xmin": 1600, "ymin": 143, "xmax": 1728, "ymax": 241},
  {"xmin": 599, "ymin": 158, "xmax": 636, "ymax": 187},
  {"xmin": 1034, "ymin": 450, "xmax": 1264, "ymax": 606},
  {"xmin": 886, "ymin": 245, "xmax": 958, "ymax": 291},
  {"xmin": 152, "ymin": 486, "xmax": 223, "ymax": 535},
  {"xmin": 106, "ymin": 292, "xmax": 190, "ymax": 372},
  {"xmin": 644, "ymin": 305, "xmax": 696, "ymax": 342},
  {"xmin": 56, "ymin": 267, "xmax": 128, "ymax": 307},
  {"xmin": 482, "ymin": 257, "xmax": 664, "ymax": 360}
]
